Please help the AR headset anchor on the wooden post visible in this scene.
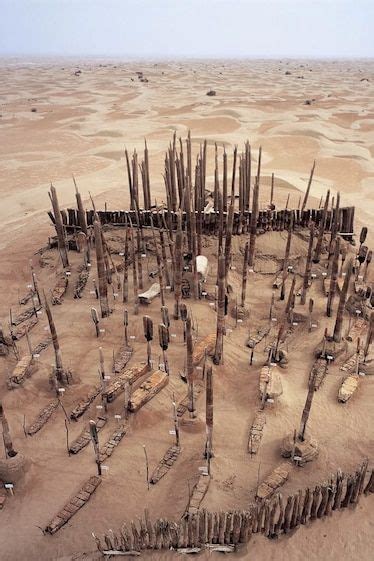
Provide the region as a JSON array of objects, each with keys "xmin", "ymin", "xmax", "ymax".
[
  {"xmin": 333, "ymin": 258, "xmax": 353, "ymax": 342},
  {"xmin": 298, "ymin": 370, "xmax": 317, "ymax": 441},
  {"xmin": 280, "ymin": 214, "xmax": 293, "ymax": 300},
  {"xmin": 131, "ymin": 230, "xmax": 139, "ymax": 315},
  {"xmin": 224, "ymin": 201, "xmax": 235, "ymax": 280},
  {"xmin": 205, "ymin": 365, "xmax": 213, "ymax": 473},
  {"xmin": 174, "ymin": 214, "xmax": 183, "ymax": 319},
  {"xmin": 241, "ymin": 241, "xmax": 250, "ymax": 307},
  {"xmin": 44, "ymin": 291, "xmax": 65, "ymax": 384},
  {"xmin": 91, "ymin": 307, "xmax": 100, "ymax": 337},
  {"xmin": 301, "ymin": 160, "xmax": 316, "ymax": 212},
  {"xmin": 186, "ymin": 315, "xmax": 196, "ymax": 418},
  {"xmin": 50, "ymin": 184, "xmax": 69, "ymax": 268},
  {"xmin": 248, "ymin": 179, "xmax": 259, "ymax": 269},
  {"xmin": 158, "ymin": 323, "xmax": 169, "ymax": 374},
  {"xmin": 213, "ymin": 253, "xmax": 226, "ymax": 365},
  {"xmin": 300, "ymin": 223, "xmax": 314, "ymax": 305},
  {"xmin": 143, "ymin": 316, "xmax": 153, "ymax": 369},
  {"xmin": 94, "ymin": 220, "xmax": 110, "ymax": 318},
  {"xmin": 313, "ymin": 190, "xmax": 330, "ymax": 263},
  {"xmin": 73, "ymin": 176, "xmax": 88, "ymax": 235},
  {"xmin": 0, "ymin": 401, "xmax": 16, "ymax": 458},
  {"xmin": 327, "ymin": 237, "xmax": 341, "ymax": 317},
  {"xmin": 89, "ymin": 420, "xmax": 101, "ymax": 475}
]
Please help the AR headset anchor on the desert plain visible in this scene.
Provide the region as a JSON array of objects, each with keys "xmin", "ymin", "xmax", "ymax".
[{"xmin": 0, "ymin": 58, "xmax": 373, "ymax": 560}]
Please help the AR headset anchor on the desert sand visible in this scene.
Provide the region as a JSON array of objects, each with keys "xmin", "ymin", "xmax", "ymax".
[{"xmin": 0, "ymin": 58, "xmax": 373, "ymax": 561}]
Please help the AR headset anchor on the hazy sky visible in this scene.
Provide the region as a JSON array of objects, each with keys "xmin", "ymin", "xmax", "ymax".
[{"xmin": 0, "ymin": 0, "xmax": 373, "ymax": 58}]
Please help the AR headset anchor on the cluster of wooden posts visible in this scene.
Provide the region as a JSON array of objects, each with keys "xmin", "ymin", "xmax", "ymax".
[{"xmin": 94, "ymin": 461, "xmax": 373, "ymax": 554}]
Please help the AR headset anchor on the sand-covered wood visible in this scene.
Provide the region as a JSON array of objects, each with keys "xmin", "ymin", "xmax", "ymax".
[
  {"xmin": 193, "ymin": 333, "xmax": 216, "ymax": 366},
  {"xmin": 128, "ymin": 369, "xmax": 169, "ymax": 412},
  {"xmin": 338, "ymin": 375, "xmax": 360, "ymax": 403}
]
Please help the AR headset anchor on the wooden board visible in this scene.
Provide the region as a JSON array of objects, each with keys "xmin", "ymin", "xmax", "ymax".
[
  {"xmin": 256, "ymin": 463, "xmax": 289, "ymax": 500},
  {"xmin": 8, "ymin": 355, "xmax": 35, "ymax": 388},
  {"xmin": 248, "ymin": 411, "xmax": 266, "ymax": 455},
  {"xmin": 106, "ymin": 363, "xmax": 149, "ymax": 403},
  {"xmin": 193, "ymin": 333, "xmax": 215, "ymax": 366},
  {"xmin": 338, "ymin": 375, "xmax": 359, "ymax": 403}
]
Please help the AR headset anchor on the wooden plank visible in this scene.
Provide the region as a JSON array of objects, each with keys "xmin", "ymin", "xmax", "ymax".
[{"xmin": 128, "ymin": 370, "xmax": 169, "ymax": 413}]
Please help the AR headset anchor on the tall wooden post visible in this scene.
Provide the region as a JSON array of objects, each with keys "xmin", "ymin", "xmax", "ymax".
[
  {"xmin": 326, "ymin": 238, "xmax": 340, "ymax": 317},
  {"xmin": 89, "ymin": 420, "xmax": 101, "ymax": 476},
  {"xmin": 248, "ymin": 179, "xmax": 259, "ymax": 269},
  {"xmin": 280, "ymin": 215, "xmax": 293, "ymax": 300},
  {"xmin": 313, "ymin": 190, "xmax": 330, "ymax": 263},
  {"xmin": 143, "ymin": 316, "xmax": 153, "ymax": 369},
  {"xmin": 300, "ymin": 224, "xmax": 314, "ymax": 305},
  {"xmin": 333, "ymin": 258, "xmax": 353, "ymax": 342},
  {"xmin": 173, "ymin": 214, "xmax": 183, "ymax": 319},
  {"xmin": 241, "ymin": 241, "xmax": 250, "ymax": 308},
  {"xmin": 186, "ymin": 315, "xmax": 196, "ymax": 418},
  {"xmin": 301, "ymin": 161, "xmax": 316, "ymax": 212},
  {"xmin": 44, "ymin": 292, "xmax": 65, "ymax": 384},
  {"xmin": 205, "ymin": 365, "xmax": 213, "ymax": 473},
  {"xmin": 298, "ymin": 371, "xmax": 317, "ymax": 441},
  {"xmin": 50, "ymin": 185, "xmax": 69, "ymax": 268},
  {"xmin": 94, "ymin": 220, "xmax": 109, "ymax": 318},
  {"xmin": 73, "ymin": 177, "xmax": 88, "ymax": 235},
  {"xmin": 213, "ymin": 253, "xmax": 226, "ymax": 365}
]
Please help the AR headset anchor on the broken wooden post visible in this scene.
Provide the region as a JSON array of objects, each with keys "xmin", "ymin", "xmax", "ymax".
[
  {"xmin": 94, "ymin": 220, "xmax": 110, "ymax": 318},
  {"xmin": 143, "ymin": 316, "xmax": 153, "ymax": 369},
  {"xmin": 205, "ymin": 365, "xmax": 213, "ymax": 473},
  {"xmin": 186, "ymin": 315, "xmax": 196, "ymax": 418},
  {"xmin": 50, "ymin": 184, "xmax": 69, "ymax": 268},
  {"xmin": 213, "ymin": 253, "xmax": 226, "ymax": 365},
  {"xmin": 89, "ymin": 420, "xmax": 101, "ymax": 476},
  {"xmin": 333, "ymin": 258, "xmax": 353, "ymax": 342},
  {"xmin": 91, "ymin": 307, "xmax": 100, "ymax": 337}
]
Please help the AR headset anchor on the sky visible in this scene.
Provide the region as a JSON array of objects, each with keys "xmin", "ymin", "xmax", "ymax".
[{"xmin": 0, "ymin": 0, "xmax": 373, "ymax": 59}]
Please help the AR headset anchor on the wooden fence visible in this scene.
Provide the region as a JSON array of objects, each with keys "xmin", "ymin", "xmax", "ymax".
[
  {"xmin": 93, "ymin": 461, "xmax": 373, "ymax": 554},
  {"xmin": 50, "ymin": 206, "xmax": 355, "ymax": 240}
]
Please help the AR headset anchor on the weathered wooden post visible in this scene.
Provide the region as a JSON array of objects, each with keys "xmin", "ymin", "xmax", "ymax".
[
  {"xmin": 158, "ymin": 323, "xmax": 170, "ymax": 374},
  {"xmin": 180, "ymin": 303, "xmax": 188, "ymax": 343},
  {"xmin": 89, "ymin": 420, "xmax": 101, "ymax": 476},
  {"xmin": 301, "ymin": 161, "xmax": 316, "ymax": 212},
  {"xmin": 186, "ymin": 315, "xmax": 196, "ymax": 418},
  {"xmin": 122, "ymin": 225, "xmax": 129, "ymax": 303},
  {"xmin": 143, "ymin": 316, "xmax": 153, "ymax": 369},
  {"xmin": 0, "ymin": 401, "xmax": 16, "ymax": 458},
  {"xmin": 44, "ymin": 291, "xmax": 68, "ymax": 387},
  {"xmin": 131, "ymin": 230, "xmax": 139, "ymax": 315},
  {"xmin": 50, "ymin": 184, "xmax": 69, "ymax": 268},
  {"xmin": 280, "ymin": 215, "xmax": 293, "ymax": 300},
  {"xmin": 333, "ymin": 258, "xmax": 353, "ymax": 342},
  {"xmin": 205, "ymin": 365, "xmax": 214, "ymax": 473},
  {"xmin": 91, "ymin": 307, "xmax": 100, "ymax": 337},
  {"xmin": 364, "ymin": 312, "xmax": 373, "ymax": 361},
  {"xmin": 298, "ymin": 371, "xmax": 317, "ymax": 441},
  {"xmin": 94, "ymin": 220, "xmax": 110, "ymax": 318},
  {"xmin": 313, "ymin": 190, "xmax": 330, "ymax": 263},
  {"xmin": 73, "ymin": 176, "xmax": 88, "ymax": 235},
  {"xmin": 241, "ymin": 241, "xmax": 250, "ymax": 308},
  {"xmin": 326, "ymin": 238, "xmax": 341, "ymax": 317},
  {"xmin": 173, "ymin": 214, "xmax": 183, "ymax": 319},
  {"xmin": 300, "ymin": 224, "xmax": 314, "ymax": 305},
  {"xmin": 248, "ymin": 179, "xmax": 259, "ymax": 269},
  {"xmin": 213, "ymin": 253, "xmax": 226, "ymax": 365}
]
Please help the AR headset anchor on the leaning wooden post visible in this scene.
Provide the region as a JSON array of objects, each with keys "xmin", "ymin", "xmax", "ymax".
[
  {"xmin": 213, "ymin": 253, "xmax": 226, "ymax": 365},
  {"xmin": 94, "ymin": 220, "xmax": 110, "ymax": 318},
  {"xmin": 241, "ymin": 241, "xmax": 250, "ymax": 307},
  {"xmin": 301, "ymin": 160, "xmax": 316, "ymax": 212},
  {"xmin": 89, "ymin": 420, "xmax": 102, "ymax": 476},
  {"xmin": 173, "ymin": 214, "xmax": 183, "ymax": 319},
  {"xmin": 143, "ymin": 316, "xmax": 153, "ymax": 369},
  {"xmin": 205, "ymin": 365, "xmax": 214, "ymax": 473},
  {"xmin": 50, "ymin": 184, "xmax": 69, "ymax": 268},
  {"xmin": 0, "ymin": 401, "xmax": 16, "ymax": 458},
  {"xmin": 313, "ymin": 189, "xmax": 330, "ymax": 263},
  {"xmin": 333, "ymin": 258, "xmax": 353, "ymax": 342},
  {"xmin": 44, "ymin": 291, "xmax": 65, "ymax": 386},
  {"xmin": 300, "ymin": 223, "xmax": 314, "ymax": 305},
  {"xmin": 280, "ymin": 214, "xmax": 293, "ymax": 300},
  {"xmin": 186, "ymin": 315, "xmax": 196, "ymax": 418},
  {"xmin": 298, "ymin": 370, "xmax": 317, "ymax": 441},
  {"xmin": 326, "ymin": 237, "xmax": 341, "ymax": 317}
]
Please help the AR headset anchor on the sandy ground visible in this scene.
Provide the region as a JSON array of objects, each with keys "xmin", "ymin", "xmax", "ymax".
[{"xmin": 0, "ymin": 58, "xmax": 373, "ymax": 560}]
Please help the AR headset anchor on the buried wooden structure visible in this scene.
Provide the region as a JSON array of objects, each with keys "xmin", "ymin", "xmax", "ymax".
[{"xmin": 93, "ymin": 462, "xmax": 373, "ymax": 553}]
